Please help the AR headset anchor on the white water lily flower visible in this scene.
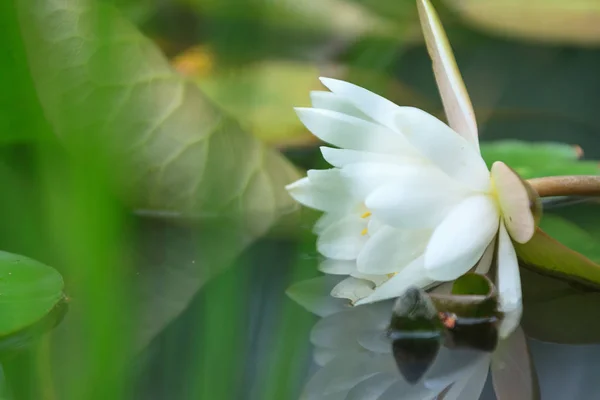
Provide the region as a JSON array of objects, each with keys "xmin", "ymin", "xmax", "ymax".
[{"xmin": 286, "ymin": 0, "xmax": 537, "ymax": 338}]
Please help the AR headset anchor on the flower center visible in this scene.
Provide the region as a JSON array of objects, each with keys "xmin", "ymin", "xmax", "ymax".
[{"xmin": 360, "ymin": 211, "xmax": 371, "ymax": 236}]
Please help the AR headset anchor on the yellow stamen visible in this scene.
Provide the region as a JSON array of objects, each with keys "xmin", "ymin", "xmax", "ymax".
[
  {"xmin": 361, "ymin": 211, "xmax": 372, "ymax": 219},
  {"xmin": 361, "ymin": 228, "xmax": 368, "ymax": 236},
  {"xmin": 387, "ymin": 273, "xmax": 396, "ymax": 278}
]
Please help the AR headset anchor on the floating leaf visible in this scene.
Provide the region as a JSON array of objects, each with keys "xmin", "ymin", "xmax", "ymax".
[
  {"xmin": 417, "ymin": 0, "xmax": 478, "ymax": 147},
  {"xmin": 515, "ymin": 224, "xmax": 600, "ymax": 288},
  {"xmin": 444, "ymin": 0, "xmax": 600, "ymax": 46},
  {"xmin": 491, "ymin": 327, "xmax": 539, "ymax": 400},
  {"xmin": 18, "ymin": 0, "xmax": 300, "ymax": 349},
  {"xmin": 481, "ymin": 141, "xmax": 599, "ymax": 180},
  {"xmin": 0, "ymin": 251, "xmax": 64, "ymax": 347}
]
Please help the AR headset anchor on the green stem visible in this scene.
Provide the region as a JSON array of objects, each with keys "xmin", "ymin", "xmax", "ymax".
[{"xmin": 527, "ymin": 175, "xmax": 600, "ymax": 198}]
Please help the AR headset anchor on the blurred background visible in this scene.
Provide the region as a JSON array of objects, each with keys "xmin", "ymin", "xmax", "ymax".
[{"xmin": 2, "ymin": 0, "xmax": 600, "ymax": 399}]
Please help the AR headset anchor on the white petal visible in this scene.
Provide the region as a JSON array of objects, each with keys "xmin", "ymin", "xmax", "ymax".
[
  {"xmin": 474, "ymin": 240, "xmax": 496, "ymax": 274},
  {"xmin": 351, "ymin": 272, "xmax": 389, "ymax": 287},
  {"xmin": 319, "ymin": 258, "xmax": 357, "ymax": 275},
  {"xmin": 331, "ymin": 277, "xmax": 374, "ymax": 303},
  {"xmin": 286, "ymin": 170, "xmax": 354, "ymax": 213},
  {"xmin": 355, "ymin": 256, "xmax": 435, "ymax": 305},
  {"xmin": 497, "ymin": 222, "xmax": 523, "ymax": 338},
  {"xmin": 425, "ymin": 195, "xmax": 499, "ymax": 281},
  {"xmin": 319, "ymin": 77, "xmax": 403, "ymax": 129},
  {"xmin": 357, "ymin": 329, "xmax": 391, "ymax": 354},
  {"xmin": 416, "ymin": 0, "xmax": 479, "ymax": 148},
  {"xmin": 310, "ymin": 91, "xmax": 371, "ymax": 120},
  {"xmin": 365, "ymin": 168, "xmax": 471, "ymax": 229},
  {"xmin": 437, "ymin": 356, "xmax": 490, "ymax": 400},
  {"xmin": 345, "ymin": 373, "xmax": 398, "ymax": 400},
  {"xmin": 318, "ymin": 215, "xmax": 368, "ymax": 260},
  {"xmin": 286, "ymin": 276, "xmax": 349, "ymax": 317},
  {"xmin": 367, "ymin": 217, "xmax": 385, "ymax": 236},
  {"xmin": 378, "ymin": 380, "xmax": 437, "ymax": 400},
  {"xmin": 313, "ymin": 346, "xmax": 343, "ymax": 367},
  {"xmin": 295, "ymin": 108, "xmax": 417, "ymax": 155},
  {"xmin": 357, "ymin": 226, "xmax": 430, "ymax": 274},
  {"xmin": 311, "ymin": 307, "xmax": 376, "ymax": 350},
  {"xmin": 425, "ymin": 348, "xmax": 487, "ymax": 389},
  {"xmin": 340, "ymin": 162, "xmax": 421, "ymax": 200},
  {"xmin": 314, "ymin": 212, "xmax": 342, "ymax": 234},
  {"xmin": 320, "ymin": 146, "xmax": 420, "ymax": 169},
  {"xmin": 302, "ymin": 354, "xmax": 394, "ymax": 398},
  {"xmin": 391, "ymin": 107, "xmax": 489, "ymax": 191}
]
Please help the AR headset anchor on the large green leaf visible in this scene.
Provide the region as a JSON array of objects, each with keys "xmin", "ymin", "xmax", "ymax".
[
  {"xmin": 17, "ymin": 0, "xmax": 300, "ymax": 349},
  {"xmin": 0, "ymin": 251, "xmax": 64, "ymax": 339}
]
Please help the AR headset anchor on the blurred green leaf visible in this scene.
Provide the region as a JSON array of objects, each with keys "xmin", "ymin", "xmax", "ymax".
[
  {"xmin": 444, "ymin": 0, "xmax": 600, "ymax": 46},
  {"xmin": 481, "ymin": 141, "xmax": 599, "ymax": 179},
  {"xmin": 18, "ymin": 0, "xmax": 300, "ymax": 349},
  {"xmin": 193, "ymin": 60, "xmax": 323, "ymax": 147},
  {"xmin": 0, "ymin": 251, "xmax": 64, "ymax": 339}
]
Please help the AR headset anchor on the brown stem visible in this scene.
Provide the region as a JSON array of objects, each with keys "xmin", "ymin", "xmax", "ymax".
[{"xmin": 527, "ymin": 176, "xmax": 600, "ymax": 197}]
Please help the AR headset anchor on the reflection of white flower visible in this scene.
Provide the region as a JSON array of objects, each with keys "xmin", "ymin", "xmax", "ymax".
[
  {"xmin": 295, "ymin": 284, "xmax": 492, "ymax": 400},
  {"xmin": 286, "ymin": 0, "xmax": 537, "ymax": 338}
]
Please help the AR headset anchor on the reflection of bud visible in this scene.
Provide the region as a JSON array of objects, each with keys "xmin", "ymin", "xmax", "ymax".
[
  {"xmin": 388, "ymin": 274, "xmax": 502, "ymax": 384},
  {"xmin": 387, "ymin": 288, "xmax": 443, "ymax": 384}
]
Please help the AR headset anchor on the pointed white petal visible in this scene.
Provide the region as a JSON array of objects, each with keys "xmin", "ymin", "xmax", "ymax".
[
  {"xmin": 319, "ymin": 77, "xmax": 402, "ymax": 129},
  {"xmin": 497, "ymin": 222, "xmax": 523, "ymax": 338},
  {"xmin": 340, "ymin": 162, "xmax": 426, "ymax": 200},
  {"xmin": 352, "ymin": 272, "xmax": 389, "ymax": 287},
  {"xmin": 345, "ymin": 373, "xmax": 398, "ymax": 400},
  {"xmin": 474, "ymin": 240, "xmax": 496, "ymax": 274},
  {"xmin": 319, "ymin": 258, "xmax": 357, "ymax": 275},
  {"xmin": 310, "ymin": 91, "xmax": 371, "ymax": 120},
  {"xmin": 286, "ymin": 169, "xmax": 355, "ymax": 213},
  {"xmin": 331, "ymin": 277, "xmax": 374, "ymax": 303},
  {"xmin": 378, "ymin": 380, "xmax": 437, "ymax": 400},
  {"xmin": 311, "ymin": 309, "xmax": 370, "ymax": 350},
  {"xmin": 425, "ymin": 348, "xmax": 487, "ymax": 390},
  {"xmin": 314, "ymin": 212, "xmax": 343, "ymax": 234},
  {"xmin": 491, "ymin": 161, "xmax": 536, "ymax": 243},
  {"xmin": 320, "ymin": 146, "xmax": 420, "ymax": 169},
  {"xmin": 436, "ymin": 356, "xmax": 490, "ymax": 400},
  {"xmin": 417, "ymin": 0, "xmax": 479, "ymax": 148},
  {"xmin": 357, "ymin": 226, "xmax": 430, "ymax": 274},
  {"xmin": 313, "ymin": 346, "xmax": 343, "ymax": 367},
  {"xmin": 367, "ymin": 217, "xmax": 385, "ymax": 236},
  {"xmin": 357, "ymin": 329, "xmax": 391, "ymax": 353},
  {"xmin": 392, "ymin": 107, "xmax": 490, "ymax": 191},
  {"xmin": 355, "ymin": 256, "xmax": 434, "ymax": 305},
  {"xmin": 365, "ymin": 167, "xmax": 471, "ymax": 229},
  {"xmin": 286, "ymin": 276, "xmax": 349, "ymax": 317},
  {"xmin": 318, "ymin": 215, "xmax": 368, "ymax": 260},
  {"xmin": 424, "ymin": 195, "xmax": 499, "ymax": 281},
  {"xmin": 295, "ymin": 108, "xmax": 417, "ymax": 155},
  {"xmin": 302, "ymin": 355, "xmax": 395, "ymax": 398}
]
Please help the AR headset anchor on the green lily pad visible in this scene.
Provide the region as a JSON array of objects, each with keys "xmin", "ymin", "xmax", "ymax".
[
  {"xmin": 480, "ymin": 141, "xmax": 599, "ymax": 180},
  {"xmin": 0, "ymin": 251, "xmax": 64, "ymax": 340}
]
